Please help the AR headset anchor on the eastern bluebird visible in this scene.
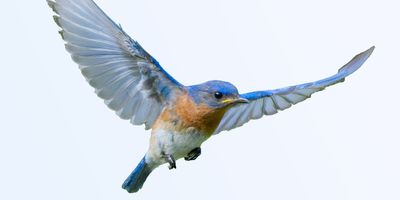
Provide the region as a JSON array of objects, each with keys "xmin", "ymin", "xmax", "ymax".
[{"xmin": 48, "ymin": 0, "xmax": 374, "ymax": 193}]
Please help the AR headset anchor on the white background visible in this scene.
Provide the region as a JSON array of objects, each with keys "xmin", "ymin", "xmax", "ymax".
[{"xmin": 1, "ymin": 0, "xmax": 399, "ymax": 199}]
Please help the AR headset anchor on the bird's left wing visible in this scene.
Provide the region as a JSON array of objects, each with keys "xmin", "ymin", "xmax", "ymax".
[
  {"xmin": 214, "ymin": 46, "xmax": 374, "ymax": 134},
  {"xmin": 48, "ymin": 0, "xmax": 184, "ymax": 129}
]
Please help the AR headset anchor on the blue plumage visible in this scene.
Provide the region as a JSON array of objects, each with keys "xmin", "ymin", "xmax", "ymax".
[
  {"xmin": 122, "ymin": 157, "xmax": 153, "ymax": 193},
  {"xmin": 187, "ymin": 80, "xmax": 241, "ymax": 108},
  {"xmin": 48, "ymin": 0, "xmax": 374, "ymax": 194},
  {"xmin": 215, "ymin": 47, "xmax": 374, "ymax": 133}
]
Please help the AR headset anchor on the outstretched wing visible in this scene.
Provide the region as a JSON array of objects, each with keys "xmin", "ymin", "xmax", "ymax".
[
  {"xmin": 48, "ymin": 0, "xmax": 183, "ymax": 129},
  {"xmin": 214, "ymin": 46, "xmax": 374, "ymax": 134}
]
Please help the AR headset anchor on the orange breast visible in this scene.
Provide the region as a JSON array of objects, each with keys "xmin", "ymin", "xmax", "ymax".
[{"xmin": 153, "ymin": 94, "xmax": 227, "ymax": 136}]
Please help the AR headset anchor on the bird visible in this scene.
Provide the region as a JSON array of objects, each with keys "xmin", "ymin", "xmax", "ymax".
[{"xmin": 47, "ymin": 0, "xmax": 374, "ymax": 193}]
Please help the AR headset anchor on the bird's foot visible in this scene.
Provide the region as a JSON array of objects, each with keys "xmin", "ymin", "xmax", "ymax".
[
  {"xmin": 185, "ymin": 147, "xmax": 201, "ymax": 161},
  {"xmin": 163, "ymin": 154, "xmax": 176, "ymax": 170}
]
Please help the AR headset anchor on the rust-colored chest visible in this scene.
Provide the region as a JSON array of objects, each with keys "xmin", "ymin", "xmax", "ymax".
[{"xmin": 153, "ymin": 94, "xmax": 227, "ymax": 136}]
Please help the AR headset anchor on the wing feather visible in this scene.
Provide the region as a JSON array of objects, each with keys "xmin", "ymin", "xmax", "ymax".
[
  {"xmin": 48, "ymin": 0, "xmax": 183, "ymax": 129},
  {"xmin": 214, "ymin": 46, "xmax": 374, "ymax": 134}
]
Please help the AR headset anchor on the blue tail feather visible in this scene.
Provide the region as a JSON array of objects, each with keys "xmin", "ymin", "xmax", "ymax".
[{"xmin": 122, "ymin": 157, "xmax": 153, "ymax": 193}]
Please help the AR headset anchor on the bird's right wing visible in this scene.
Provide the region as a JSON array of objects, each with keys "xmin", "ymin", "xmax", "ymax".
[
  {"xmin": 214, "ymin": 46, "xmax": 374, "ymax": 134},
  {"xmin": 48, "ymin": 0, "xmax": 184, "ymax": 129}
]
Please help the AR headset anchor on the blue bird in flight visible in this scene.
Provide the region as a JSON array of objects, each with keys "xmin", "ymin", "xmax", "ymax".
[{"xmin": 48, "ymin": 0, "xmax": 374, "ymax": 193}]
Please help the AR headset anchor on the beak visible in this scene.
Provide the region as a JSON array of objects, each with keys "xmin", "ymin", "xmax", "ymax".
[
  {"xmin": 234, "ymin": 97, "xmax": 250, "ymax": 104},
  {"xmin": 222, "ymin": 97, "xmax": 249, "ymax": 105}
]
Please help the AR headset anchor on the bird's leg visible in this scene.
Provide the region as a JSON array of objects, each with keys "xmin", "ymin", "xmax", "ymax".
[
  {"xmin": 162, "ymin": 153, "xmax": 176, "ymax": 170},
  {"xmin": 185, "ymin": 147, "xmax": 201, "ymax": 161}
]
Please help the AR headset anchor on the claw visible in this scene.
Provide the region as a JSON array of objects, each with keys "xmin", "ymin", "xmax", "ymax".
[
  {"xmin": 163, "ymin": 154, "xmax": 176, "ymax": 170},
  {"xmin": 185, "ymin": 147, "xmax": 201, "ymax": 161}
]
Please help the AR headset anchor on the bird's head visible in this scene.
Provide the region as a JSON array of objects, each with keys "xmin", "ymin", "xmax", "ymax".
[{"xmin": 187, "ymin": 80, "xmax": 249, "ymax": 109}]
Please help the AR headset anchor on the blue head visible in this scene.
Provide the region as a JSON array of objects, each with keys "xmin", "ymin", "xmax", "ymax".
[{"xmin": 187, "ymin": 80, "xmax": 249, "ymax": 109}]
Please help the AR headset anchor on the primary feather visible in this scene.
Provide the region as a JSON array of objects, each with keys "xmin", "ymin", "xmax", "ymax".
[
  {"xmin": 214, "ymin": 46, "xmax": 374, "ymax": 134},
  {"xmin": 48, "ymin": 0, "xmax": 183, "ymax": 129}
]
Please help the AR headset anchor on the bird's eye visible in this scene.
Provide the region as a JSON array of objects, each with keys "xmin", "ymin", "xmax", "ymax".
[{"xmin": 214, "ymin": 92, "xmax": 223, "ymax": 99}]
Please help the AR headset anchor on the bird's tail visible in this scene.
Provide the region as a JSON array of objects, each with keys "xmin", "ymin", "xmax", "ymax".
[{"xmin": 122, "ymin": 156, "xmax": 154, "ymax": 193}]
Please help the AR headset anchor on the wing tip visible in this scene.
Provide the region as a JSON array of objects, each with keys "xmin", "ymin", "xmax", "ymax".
[
  {"xmin": 368, "ymin": 45, "xmax": 376, "ymax": 53},
  {"xmin": 338, "ymin": 45, "xmax": 375, "ymax": 74},
  {"xmin": 359, "ymin": 45, "xmax": 375, "ymax": 61},
  {"xmin": 52, "ymin": 15, "xmax": 61, "ymax": 27},
  {"xmin": 58, "ymin": 30, "xmax": 65, "ymax": 40},
  {"xmin": 47, "ymin": 0, "xmax": 58, "ymax": 14}
]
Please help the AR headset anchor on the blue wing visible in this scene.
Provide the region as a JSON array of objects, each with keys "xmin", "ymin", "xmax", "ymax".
[
  {"xmin": 48, "ymin": 0, "xmax": 183, "ymax": 129},
  {"xmin": 214, "ymin": 46, "xmax": 374, "ymax": 134}
]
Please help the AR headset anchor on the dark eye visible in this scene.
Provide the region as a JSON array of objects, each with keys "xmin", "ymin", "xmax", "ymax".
[{"xmin": 214, "ymin": 92, "xmax": 223, "ymax": 99}]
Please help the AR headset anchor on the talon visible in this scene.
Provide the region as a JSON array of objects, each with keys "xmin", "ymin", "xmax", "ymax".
[
  {"xmin": 185, "ymin": 147, "xmax": 201, "ymax": 161},
  {"xmin": 163, "ymin": 154, "xmax": 176, "ymax": 170},
  {"xmin": 168, "ymin": 163, "xmax": 176, "ymax": 170}
]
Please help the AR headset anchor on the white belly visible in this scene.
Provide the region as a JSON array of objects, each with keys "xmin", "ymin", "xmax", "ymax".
[{"xmin": 146, "ymin": 128, "xmax": 209, "ymax": 165}]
